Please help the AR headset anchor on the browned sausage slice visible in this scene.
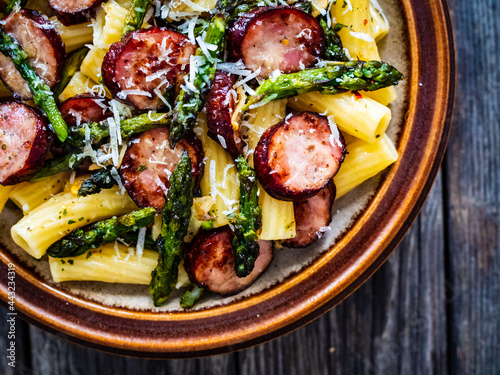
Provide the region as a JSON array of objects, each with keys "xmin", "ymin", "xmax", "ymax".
[
  {"xmin": 119, "ymin": 128, "xmax": 204, "ymax": 211},
  {"xmin": 282, "ymin": 181, "xmax": 335, "ymax": 248},
  {"xmin": 229, "ymin": 7, "xmax": 324, "ymax": 78},
  {"xmin": 254, "ymin": 111, "xmax": 346, "ymax": 201},
  {"xmin": 0, "ymin": 102, "xmax": 53, "ymax": 185},
  {"xmin": 205, "ymin": 70, "xmax": 243, "ymax": 158},
  {"xmin": 59, "ymin": 94, "xmax": 112, "ymax": 127},
  {"xmin": 184, "ymin": 226, "xmax": 273, "ymax": 296},
  {"xmin": 0, "ymin": 9, "xmax": 65, "ymax": 100},
  {"xmin": 102, "ymin": 27, "xmax": 196, "ymax": 110},
  {"xmin": 48, "ymin": 0, "xmax": 106, "ymax": 26},
  {"xmin": 227, "ymin": 6, "xmax": 272, "ymax": 62}
]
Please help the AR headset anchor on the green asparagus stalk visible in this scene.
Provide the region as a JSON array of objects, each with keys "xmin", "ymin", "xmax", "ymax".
[
  {"xmin": 122, "ymin": 0, "xmax": 153, "ymax": 36},
  {"xmin": 53, "ymin": 47, "xmax": 90, "ymax": 101},
  {"xmin": 149, "ymin": 152, "xmax": 194, "ymax": 307},
  {"xmin": 242, "ymin": 60, "xmax": 403, "ymax": 111},
  {"xmin": 229, "ymin": 0, "xmax": 311, "ymax": 21},
  {"xmin": 0, "ymin": 31, "xmax": 69, "ymax": 142},
  {"xmin": 47, "ymin": 207, "xmax": 157, "ymax": 258},
  {"xmin": 67, "ymin": 112, "xmax": 169, "ymax": 149},
  {"xmin": 169, "ymin": 15, "xmax": 225, "ymax": 147},
  {"xmin": 30, "ymin": 154, "xmax": 83, "ymax": 181},
  {"xmin": 4, "ymin": 0, "xmax": 27, "ymax": 15},
  {"xmin": 319, "ymin": 19, "xmax": 348, "ymax": 62},
  {"xmin": 180, "ymin": 284, "xmax": 205, "ymax": 309},
  {"xmin": 78, "ymin": 167, "xmax": 117, "ymax": 197},
  {"xmin": 31, "ymin": 113, "xmax": 169, "ymax": 181},
  {"xmin": 232, "ymin": 155, "xmax": 262, "ymax": 278},
  {"xmin": 169, "ymin": 0, "xmax": 237, "ymax": 147},
  {"xmin": 119, "ymin": 230, "xmax": 156, "ymax": 250}
]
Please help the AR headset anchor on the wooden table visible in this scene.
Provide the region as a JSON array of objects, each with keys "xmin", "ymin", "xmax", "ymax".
[{"xmin": 1, "ymin": 0, "xmax": 498, "ymax": 372}]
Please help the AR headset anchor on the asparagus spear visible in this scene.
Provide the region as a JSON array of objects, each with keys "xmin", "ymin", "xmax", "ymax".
[
  {"xmin": 232, "ymin": 155, "xmax": 262, "ymax": 278},
  {"xmin": 0, "ymin": 31, "xmax": 69, "ymax": 142},
  {"xmin": 67, "ymin": 112, "xmax": 169, "ymax": 149},
  {"xmin": 122, "ymin": 0, "xmax": 153, "ymax": 36},
  {"xmin": 169, "ymin": 0, "xmax": 237, "ymax": 147},
  {"xmin": 229, "ymin": 0, "xmax": 311, "ymax": 21},
  {"xmin": 4, "ymin": 0, "xmax": 27, "ymax": 15},
  {"xmin": 149, "ymin": 152, "xmax": 194, "ymax": 307},
  {"xmin": 180, "ymin": 284, "xmax": 205, "ymax": 309},
  {"xmin": 119, "ymin": 230, "xmax": 156, "ymax": 250},
  {"xmin": 47, "ymin": 207, "xmax": 157, "ymax": 258},
  {"xmin": 319, "ymin": 19, "xmax": 348, "ymax": 62},
  {"xmin": 242, "ymin": 60, "xmax": 403, "ymax": 111},
  {"xmin": 53, "ymin": 47, "xmax": 90, "ymax": 101},
  {"xmin": 78, "ymin": 167, "xmax": 117, "ymax": 197},
  {"xmin": 30, "ymin": 154, "xmax": 83, "ymax": 181},
  {"xmin": 31, "ymin": 113, "xmax": 169, "ymax": 180}
]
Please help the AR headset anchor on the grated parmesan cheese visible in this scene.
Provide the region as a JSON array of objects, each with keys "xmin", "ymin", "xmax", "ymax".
[
  {"xmin": 155, "ymin": 175, "xmax": 169, "ymax": 196},
  {"xmin": 217, "ymin": 134, "xmax": 227, "ymax": 149},
  {"xmin": 117, "ymin": 89, "xmax": 152, "ymax": 99},
  {"xmin": 349, "ymin": 31, "xmax": 374, "ymax": 42},
  {"xmin": 342, "ymin": 0, "xmax": 353, "ymax": 15},
  {"xmin": 136, "ymin": 227, "xmax": 146, "ymax": 262},
  {"xmin": 233, "ymin": 67, "xmax": 261, "ymax": 89},
  {"xmin": 110, "ymin": 167, "xmax": 126, "ymax": 194},
  {"xmin": 107, "ymin": 117, "xmax": 120, "ymax": 166},
  {"xmin": 327, "ymin": 115, "xmax": 343, "ymax": 148},
  {"xmin": 217, "ymin": 61, "xmax": 252, "ymax": 76}
]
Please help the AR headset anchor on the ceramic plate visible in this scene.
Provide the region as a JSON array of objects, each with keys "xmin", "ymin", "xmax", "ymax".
[{"xmin": 0, "ymin": 0, "xmax": 454, "ymax": 358}]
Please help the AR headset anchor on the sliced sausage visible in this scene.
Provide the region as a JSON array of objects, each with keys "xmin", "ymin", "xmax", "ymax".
[
  {"xmin": 229, "ymin": 6, "xmax": 324, "ymax": 78},
  {"xmin": 254, "ymin": 111, "xmax": 346, "ymax": 201},
  {"xmin": 0, "ymin": 9, "xmax": 65, "ymax": 100},
  {"xmin": 102, "ymin": 27, "xmax": 196, "ymax": 110},
  {"xmin": 48, "ymin": 0, "xmax": 106, "ymax": 25},
  {"xmin": 282, "ymin": 180, "xmax": 335, "ymax": 248},
  {"xmin": 0, "ymin": 102, "xmax": 53, "ymax": 185},
  {"xmin": 205, "ymin": 70, "xmax": 243, "ymax": 159},
  {"xmin": 60, "ymin": 94, "xmax": 112, "ymax": 127},
  {"xmin": 184, "ymin": 226, "xmax": 273, "ymax": 296},
  {"xmin": 227, "ymin": 6, "xmax": 272, "ymax": 62},
  {"xmin": 119, "ymin": 127, "xmax": 204, "ymax": 211}
]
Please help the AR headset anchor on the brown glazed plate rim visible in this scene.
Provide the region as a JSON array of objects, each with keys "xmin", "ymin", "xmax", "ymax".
[{"xmin": 0, "ymin": 0, "xmax": 455, "ymax": 358}]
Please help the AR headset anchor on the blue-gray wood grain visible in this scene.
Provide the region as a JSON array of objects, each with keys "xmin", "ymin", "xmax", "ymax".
[{"xmin": 1, "ymin": 0, "xmax": 498, "ymax": 373}]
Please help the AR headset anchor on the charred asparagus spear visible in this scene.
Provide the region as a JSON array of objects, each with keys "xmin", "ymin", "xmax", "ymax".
[
  {"xmin": 149, "ymin": 152, "xmax": 194, "ymax": 307},
  {"xmin": 169, "ymin": 0, "xmax": 237, "ymax": 147},
  {"xmin": 67, "ymin": 112, "xmax": 169, "ymax": 149},
  {"xmin": 232, "ymin": 155, "xmax": 262, "ymax": 278},
  {"xmin": 242, "ymin": 60, "xmax": 403, "ymax": 111},
  {"xmin": 180, "ymin": 284, "xmax": 205, "ymax": 309},
  {"xmin": 4, "ymin": 0, "xmax": 27, "ymax": 16},
  {"xmin": 229, "ymin": 0, "xmax": 312, "ymax": 21},
  {"xmin": 78, "ymin": 167, "xmax": 117, "ymax": 197},
  {"xmin": 0, "ymin": 31, "xmax": 69, "ymax": 142},
  {"xmin": 122, "ymin": 0, "xmax": 152, "ymax": 36},
  {"xmin": 319, "ymin": 19, "xmax": 348, "ymax": 61},
  {"xmin": 119, "ymin": 230, "xmax": 156, "ymax": 250},
  {"xmin": 53, "ymin": 47, "xmax": 89, "ymax": 101},
  {"xmin": 30, "ymin": 154, "xmax": 82, "ymax": 181},
  {"xmin": 30, "ymin": 113, "xmax": 169, "ymax": 180},
  {"xmin": 47, "ymin": 207, "xmax": 157, "ymax": 258}
]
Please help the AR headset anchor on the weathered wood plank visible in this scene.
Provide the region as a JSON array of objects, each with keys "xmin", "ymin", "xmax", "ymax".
[
  {"xmin": 444, "ymin": 0, "xmax": 500, "ymax": 373},
  {"xmin": 28, "ymin": 325, "xmax": 237, "ymax": 375},
  {"xmin": 321, "ymin": 172, "xmax": 446, "ymax": 375},
  {"xmin": 197, "ymin": 354, "xmax": 237, "ymax": 375},
  {"xmin": 369, "ymin": 172, "xmax": 447, "ymax": 375},
  {"xmin": 237, "ymin": 176, "xmax": 447, "ymax": 375},
  {"xmin": 0, "ymin": 306, "xmax": 32, "ymax": 374},
  {"xmin": 239, "ymin": 314, "xmax": 330, "ymax": 375}
]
